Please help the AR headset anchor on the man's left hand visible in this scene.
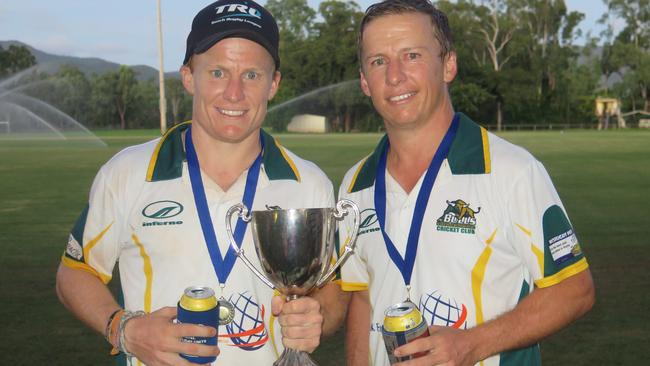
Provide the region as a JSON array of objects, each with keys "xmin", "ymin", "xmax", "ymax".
[
  {"xmin": 271, "ymin": 295, "xmax": 324, "ymax": 353},
  {"xmin": 393, "ymin": 325, "xmax": 476, "ymax": 366}
]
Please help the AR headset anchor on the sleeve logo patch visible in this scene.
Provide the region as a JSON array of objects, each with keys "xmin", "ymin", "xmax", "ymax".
[
  {"xmin": 66, "ymin": 234, "xmax": 83, "ymax": 260},
  {"xmin": 548, "ymin": 229, "xmax": 580, "ymax": 264}
]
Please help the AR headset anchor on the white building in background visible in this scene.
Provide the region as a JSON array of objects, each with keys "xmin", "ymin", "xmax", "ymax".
[{"xmin": 287, "ymin": 114, "xmax": 328, "ymax": 133}]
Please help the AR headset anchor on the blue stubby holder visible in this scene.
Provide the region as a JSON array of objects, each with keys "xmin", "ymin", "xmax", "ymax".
[{"xmin": 177, "ymin": 301, "xmax": 220, "ymax": 363}]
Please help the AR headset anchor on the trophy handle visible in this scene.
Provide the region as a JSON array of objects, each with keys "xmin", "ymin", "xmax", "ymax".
[
  {"xmin": 316, "ymin": 199, "xmax": 360, "ymax": 288},
  {"xmin": 225, "ymin": 204, "xmax": 276, "ymax": 290}
]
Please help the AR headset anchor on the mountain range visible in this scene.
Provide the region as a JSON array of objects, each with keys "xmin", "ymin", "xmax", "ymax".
[
  {"xmin": 2, "ymin": 40, "xmax": 620, "ymax": 88},
  {"xmin": 0, "ymin": 40, "xmax": 180, "ymax": 81}
]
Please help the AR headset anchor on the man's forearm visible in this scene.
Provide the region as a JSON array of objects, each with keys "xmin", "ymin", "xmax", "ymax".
[
  {"xmin": 56, "ymin": 263, "xmax": 121, "ymax": 338},
  {"xmin": 467, "ymin": 269, "xmax": 595, "ymax": 362},
  {"xmin": 346, "ymin": 290, "xmax": 370, "ymax": 366}
]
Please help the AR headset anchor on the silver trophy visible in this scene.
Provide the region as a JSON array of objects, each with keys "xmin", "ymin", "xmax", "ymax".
[{"xmin": 225, "ymin": 199, "xmax": 360, "ymax": 366}]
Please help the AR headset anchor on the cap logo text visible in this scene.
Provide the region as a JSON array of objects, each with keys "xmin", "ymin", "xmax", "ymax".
[{"xmin": 215, "ymin": 4, "xmax": 262, "ymax": 19}]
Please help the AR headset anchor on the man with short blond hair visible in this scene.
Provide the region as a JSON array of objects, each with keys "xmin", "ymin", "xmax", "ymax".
[{"xmin": 56, "ymin": 1, "xmax": 344, "ymax": 365}]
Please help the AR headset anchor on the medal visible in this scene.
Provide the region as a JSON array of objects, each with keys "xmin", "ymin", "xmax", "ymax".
[
  {"xmin": 218, "ymin": 297, "xmax": 236, "ymax": 325},
  {"xmin": 216, "ymin": 284, "xmax": 236, "ymax": 325},
  {"xmin": 185, "ymin": 126, "xmax": 263, "ymax": 326}
]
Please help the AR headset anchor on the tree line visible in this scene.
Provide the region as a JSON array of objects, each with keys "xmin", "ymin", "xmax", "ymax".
[{"xmin": 1, "ymin": 0, "xmax": 648, "ymax": 132}]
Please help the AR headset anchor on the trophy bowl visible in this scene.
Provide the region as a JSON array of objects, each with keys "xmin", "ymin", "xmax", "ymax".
[
  {"xmin": 250, "ymin": 207, "xmax": 336, "ymax": 297},
  {"xmin": 226, "ymin": 199, "xmax": 360, "ymax": 366}
]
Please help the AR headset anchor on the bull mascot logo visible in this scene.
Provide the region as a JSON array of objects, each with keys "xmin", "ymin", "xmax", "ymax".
[
  {"xmin": 444, "ymin": 199, "xmax": 481, "ymax": 220},
  {"xmin": 437, "ymin": 199, "xmax": 481, "ymax": 233}
]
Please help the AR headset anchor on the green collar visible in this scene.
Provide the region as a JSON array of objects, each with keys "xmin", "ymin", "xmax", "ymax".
[
  {"xmin": 346, "ymin": 113, "xmax": 491, "ymax": 193},
  {"xmin": 145, "ymin": 122, "xmax": 301, "ymax": 182}
]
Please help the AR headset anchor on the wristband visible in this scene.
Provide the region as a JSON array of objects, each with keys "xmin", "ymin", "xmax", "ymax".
[
  {"xmin": 104, "ymin": 309, "xmax": 124, "ymax": 355},
  {"xmin": 117, "ymin": 310, "xmax": 146, "ymax": 358}
]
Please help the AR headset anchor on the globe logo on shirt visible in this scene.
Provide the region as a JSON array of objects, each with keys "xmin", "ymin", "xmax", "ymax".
[
  {"xmin": 224, "ymin": 291, "xmax": 269, "ymax": 350},
  {"xmin": 419, "ymin": 290, "xmax": 468, "ymax": 329}
]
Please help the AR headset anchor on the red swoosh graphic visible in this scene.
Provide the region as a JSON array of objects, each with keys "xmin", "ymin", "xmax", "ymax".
[
  {"xmin": 218, "ymin": 304, "xmax": 269, "ymax": 347},
  {"xmin": 226, "ymin": 334, "xmax": 269, "ymax": 348},
  {"xmin": 451, "ymin": 304, "xmax": 467, "ymax": 329},
  {"xmin": 219, "ymin": 322, "xmax": 267, "ymax": 338}
]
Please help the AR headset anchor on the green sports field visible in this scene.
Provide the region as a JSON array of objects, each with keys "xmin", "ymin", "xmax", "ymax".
[{"xmin": 1, "ymin": 130, "xmax": 648, "ymax": 365}]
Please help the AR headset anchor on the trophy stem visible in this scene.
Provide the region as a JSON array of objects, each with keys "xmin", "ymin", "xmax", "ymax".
[{"xmin": 273, "ymin": 347, "xmax": 318, "ymax": 366}]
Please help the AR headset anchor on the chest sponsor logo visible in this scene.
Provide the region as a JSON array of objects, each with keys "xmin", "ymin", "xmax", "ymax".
[
  {"xmin": 222, "ymin": 291, "xmax": 268, "ymax": 350},
  {"xmin": 419, "ymin": 290, "xmax": 468, "ymax": 329},
  {"xmin": 358, "ymin": 208, "xmax": 380, "ymax": 236},
  {"xmin": 436, "ymin": 199, "xmax": 480, "ymax": 234},
  {"xmin": 141, "ymin": 200, "xmax": 184, "ymax": 227}
]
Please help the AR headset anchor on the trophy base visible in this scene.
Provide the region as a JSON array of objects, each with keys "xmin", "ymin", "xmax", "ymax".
[{"xmin": 273, "ymin": 347, "xmax": 318, "ymax": 366}]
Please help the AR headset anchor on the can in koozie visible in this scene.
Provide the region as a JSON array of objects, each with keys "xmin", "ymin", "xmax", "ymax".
[
  {"xmin": 177, "ymin": 286, "xmax": 219, "ymax": 364},
  {"xmin": 382, "ymin": 301, "xmax": 431, "ymax": 364}
]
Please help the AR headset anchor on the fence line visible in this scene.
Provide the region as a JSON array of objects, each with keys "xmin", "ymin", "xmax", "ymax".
[{"xmin": 482, "ymin": 123, "xmax": 650, "ymax": 131}]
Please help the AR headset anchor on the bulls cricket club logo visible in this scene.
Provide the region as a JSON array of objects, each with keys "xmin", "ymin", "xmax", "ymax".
[{"xmin": 436, "ymin": 199, "xmax": 480, "ymax": 234}]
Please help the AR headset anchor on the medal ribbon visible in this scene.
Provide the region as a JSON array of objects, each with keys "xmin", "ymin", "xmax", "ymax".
[
  {"xmin": 374, "ymin": 114, "xmax": 459, "ymax": 287},
  {"xmin": 185, "ymin": 125, "xmax": 263, "ymax": 284}
]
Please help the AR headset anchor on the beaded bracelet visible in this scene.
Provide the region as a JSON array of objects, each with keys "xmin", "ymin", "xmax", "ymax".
[{"xmin": 104, "ymin": 309, "xmax": 124, "ymax": 355}]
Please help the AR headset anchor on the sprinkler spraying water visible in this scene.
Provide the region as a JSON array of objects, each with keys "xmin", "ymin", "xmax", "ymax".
[{"xmin": 0, "ymin": 64, "xmax": 106, "ymax": 146}]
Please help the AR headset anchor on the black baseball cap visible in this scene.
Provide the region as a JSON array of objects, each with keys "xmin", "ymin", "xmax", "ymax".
[{"xmin": 183, "ymin": 0, "xmax": 280, "ymax": 69}]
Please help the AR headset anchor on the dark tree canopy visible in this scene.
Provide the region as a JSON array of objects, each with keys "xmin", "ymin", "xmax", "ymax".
[{"xmin": 3, "ymin": 0, "xmax": 647, "ymax": 131}]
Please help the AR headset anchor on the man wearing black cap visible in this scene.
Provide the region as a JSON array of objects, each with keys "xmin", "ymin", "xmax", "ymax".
[{"xmin": 55, "ymin": 1, "xmax": 346, "ymax": 365}]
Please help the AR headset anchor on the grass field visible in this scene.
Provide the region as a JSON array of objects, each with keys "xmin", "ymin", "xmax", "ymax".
[{"xmin": 1, "ymin": 129, "xmax": 648, "ymax": 365}]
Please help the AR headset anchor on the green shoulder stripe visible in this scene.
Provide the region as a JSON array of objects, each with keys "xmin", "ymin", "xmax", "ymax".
[
  {"xmin": 261, "ymin": 129, "xmax": 300, "ymax": 181},
  {"xmin": 447, "ymin": 113, "xmax": 491, "ymax": 175},
  {"xmin": 146, "ymin": 125, "xmax": 300, "ymax": 182},
  {"xmin": 347, "ymin": 113, "xmax": 491, "ymax": 193},
  {"xmin": 347, "ymin": 135, "xmax": 387, "ymax": 193},
  {"xmin": 146, "ymin": 122, "xmax": 189, "ymax": 182}
]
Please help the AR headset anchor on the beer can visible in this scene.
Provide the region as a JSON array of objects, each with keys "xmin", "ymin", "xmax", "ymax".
[
  {"xmin": 382, "ymin": 301, "xmax": 430, "ymax": 364},
  {"xmin": 177, "ymin": 286, "xmax": 219, "ymax": 364}
]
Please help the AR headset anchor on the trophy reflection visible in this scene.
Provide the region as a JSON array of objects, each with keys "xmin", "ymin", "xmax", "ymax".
[{"xmin": 226, "ymin": 199, "xmax": 360, "ymax": 366}]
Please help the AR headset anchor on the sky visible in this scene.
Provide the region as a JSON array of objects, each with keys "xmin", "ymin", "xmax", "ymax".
[{"xmin": 0, "ymin": 0, "xmax": 619, "ymax": 72}]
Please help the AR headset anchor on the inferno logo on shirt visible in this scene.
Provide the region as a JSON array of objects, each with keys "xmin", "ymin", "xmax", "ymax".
[
  {"xmin": 141, "ymin": 200, "xmax": 184, "ymax": 227},
  {"xmin": 419, "ymin": 290, "xmax": 468, "ymax": 329},
  {"xmin": 358, "ymin": 208, "xmax": 380, "ymax": 236},
  {"xmin": 436, "ymin": 199, "xmax": 480, "ymax": 234},
  {"xmin": 221, "ymin": 291, "xmax": 268, "ymax": 350}
]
